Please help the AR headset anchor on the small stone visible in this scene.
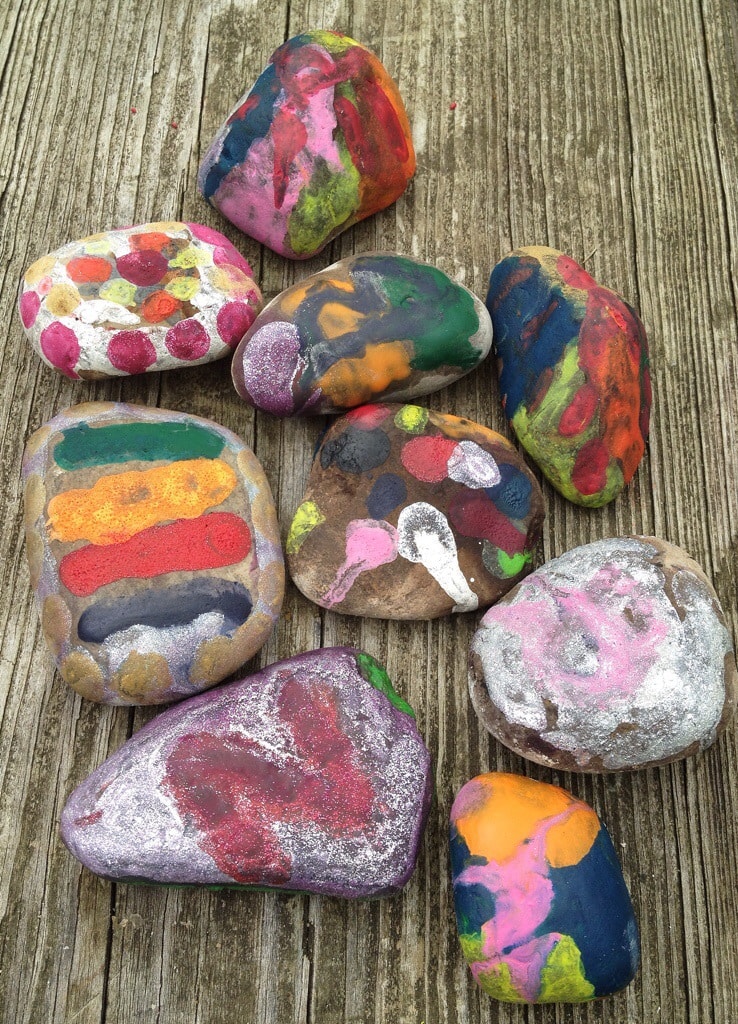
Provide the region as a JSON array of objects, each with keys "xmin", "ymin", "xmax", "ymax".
[
  {"xmin": 487, "ymin": 246, "xmax": 651, "ymax": 507},
  {"xmin": 231, "ymin": 252, "xmax": 493, "ymax": 415},
  {"xmin": 287, "ymin": 403, "xmax": 544, "ymax": 618},
  {"xmin": 198, "ymin": 31, "xmax": 415, "ymax": 260},
  {"xmin": 469, "ymin": 536, "xmax": 737, "ymax": 771},
  {"xmin": 23, "ymin": 402, "xmax": 284, "ymax": 705},
  {"xmin": 60, "ymin": 647, "xmax": 432, "ymax": 897},
  {"xmin": 451, "ymin": 772, "xmax": 640, "ymax": 1003},
  {"xmin": 19, "ymin": 222, "xmax": 262, "ymax": 379}
]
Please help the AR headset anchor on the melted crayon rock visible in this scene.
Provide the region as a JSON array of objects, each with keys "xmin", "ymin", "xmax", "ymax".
[
  {"xmin": 60, "ymin": 647, "xmax": 432, "ymax": 896},
  {"xmin": 231, "ymin": 253, "xmax": 493, "ymax": 415},
  {"xmin": 469, "ymin": 537, "xmax": 737, "ymax": 771},
  {"xmin": 287, "ymin": 403, "xmax": 544, "ymax": 618},
  {"xmin": 198, "ymin": 31, "xmax": 415, "ymax": 259},
  {"xmin": 19, "ymin": 222, "xmax": 263, "ymax": 379},
  {"xmin": 486, "ymin": 246, "xmax": 651, "ymax": 507},
  {"xmin": 23, "ymin": 402, "xmax": 284, "ymax": 705},
  {"xmin": 451, "ymin": 773, "xmax": 640, "ymax": 1003}
]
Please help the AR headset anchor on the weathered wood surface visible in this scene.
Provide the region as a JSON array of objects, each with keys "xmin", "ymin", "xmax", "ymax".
[{"xmin": 1, "ymin": 0, "xmax": 737, "ymax": 1020}]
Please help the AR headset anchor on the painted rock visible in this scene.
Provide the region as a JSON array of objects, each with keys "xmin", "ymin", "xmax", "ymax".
[
  {"xmin": 231, "ymin": 253, "xmax": 493, "ymax": 416},
  {"xmin": 60, "ymin": 647, "xmax": 432, "ymax": 896},
  {"xmin": 23, "ymin": 402, "xmax": 284, "ymax": 705},
  {"xmin": 469, "ymin": 536, "xmax": 737, "ymax": 771},
  {"xmin": 451, "ymin": 773, "xmax": 640, "ymax": 1003},
  {"xmin": 287, "ymin": 404, "xmax": 544, "ymax": 618},
  {"xmin": 486, "ymin": 246, "xmax": 651, "ymax": 507},
  {"xmin": 198, "ymin": 31, "xmax": 415, "ymax": 259},
  {"xmin": 19, "ymin": 222, "xmax": 263, "ymax": 379}
]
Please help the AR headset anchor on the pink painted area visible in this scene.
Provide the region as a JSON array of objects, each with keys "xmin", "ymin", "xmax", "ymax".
[
  {"xmin": 345, "ymin": 404, "xmax": 392, "ymax": 429},
  {"xmin": 40, "ymin": 323, "xmax": 80, "ymax": 378},
  {"xmin": 323, "ymin": 519, "xmax": 399, "ymax": 606},
  {"xmin": 186, "ymin": 222, "xmax": 229, "ymax": 246},
  {"xmin": 20, "ymin": 289, "xmax": 41, "ymax": 328}
]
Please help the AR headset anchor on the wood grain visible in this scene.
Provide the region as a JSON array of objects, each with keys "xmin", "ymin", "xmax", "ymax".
[{"xmin": 1, "ymin": 0, "xmax": 737, "ymax": 1021}]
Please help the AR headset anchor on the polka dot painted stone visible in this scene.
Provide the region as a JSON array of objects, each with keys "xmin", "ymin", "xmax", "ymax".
[
  {"xmin": 232, "ymin": 253, "xmax": 493, "ymax": 415},
  {"xmin": 469, "ymin": 537, "xmax": 737, "ymax": 771},
  {"xmin": 287, "ymin": 404, "xmax": 544, "ymax": 619},
  {"xmin": 198, "ymin": 31, "xmax": 415, "ymax": 260},
  {"xmin": 23, "ymin": 402, "xmax": 284, "ymax": 705},
  {"xmin": 486, "ymin": 246, "xmax": 651, "ymax": 507},
  {"xmin": 451, "ymin": 773, "xmax": 640, "ymax": 1003},
  {"xmin": 19, "ymin": 222, "xmax": 262, "ymax": 379},
  {"xmin": 60, "ymin": 647, "xmax": 432, "ymax": 897}
]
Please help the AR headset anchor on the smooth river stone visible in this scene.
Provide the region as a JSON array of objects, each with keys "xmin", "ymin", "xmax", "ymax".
[
  {"xmin": 487, "ymin": 246, "xmax": 651, "ymax": 507},
  {"xmin": 287, "ymin": 403, "xmax": 544, "ymax": 618},
  {"xmin": 19, "ymin": 221, "xmax": 263, "ymax": 379},
  {"xmin": 61, "ymin": 647, "xmax": 432, "ymax": 896},
  {"xmin": 198, "ymin": 31, "xmax": 415, "ymax": 260},
  {"xmin": 469, "ymin": 536, "xmax": 737, "ymax": 771},
  {"xmin": 231, "ymin": 253, "xmax": 493, "ymax": 415},
  {"xmin": 23, "ymin": 402, "xmax": 284, "ymax": 705},
  {"xmin": 451, "ymin": 773, "xmax": 640, "ymax": 1003}
]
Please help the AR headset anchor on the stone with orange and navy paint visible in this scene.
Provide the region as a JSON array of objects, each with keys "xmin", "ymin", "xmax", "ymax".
[
  {"xmin": 486, "ymin": 246, "xmax": 651, "ymax": 507},
  {"xmin": 23, "ymin": 402, "xmax": 284, "ymax": 704},
  {"xmin": 60, "ymin": 647, "xmax": 432, "ymax": 897},
  {"xmin": 231, "ymin": 253, "xmax": 493, "ymax": 415},
  {"xmin": 286, "ymin": 403, "xmax": 544, "ymax": 619},
  {"xmin": 450, "ymin": 773, "xmax": 640, "ymax": 1003},
  {"xmin": 19, "ymin": 222, "xmax": 263, "ymax": 379},
  {"xmin": 198, "ymin": 31, "xmax": 415, "ymax": 260}
]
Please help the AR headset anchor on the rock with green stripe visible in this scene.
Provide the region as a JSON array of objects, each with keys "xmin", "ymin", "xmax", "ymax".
[
  {"xmin": 23, "ymin": 402, "xmax": 284, "ymax": 704},
  {"xmin": 231, "ymin": 253, "xmax": 493, "ymax": 415}
]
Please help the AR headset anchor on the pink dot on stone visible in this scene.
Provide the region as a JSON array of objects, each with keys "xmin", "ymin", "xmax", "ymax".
[
  {"xmin": 213, "ymin": 245, "xmax": 254, "ymax": 277},
  {"xmin": 20, "ymin": 290, "xmax": 41, "ymax": 328},
  {"xmin": 40, "ymin": 323, "xmax": 80, "ymax": 378},
  {"xmin": 116, "ymin": 250, "xmax": 168, "ymax": 286},
  {"xmin": 165, "ymin": 319, "xmax": 210, "ymax": 361},
  {"xmin": 107, "ymin": 330, "xmax": 157, "ymax": 374},
  {"xmin": 217, "ymin": 301, "xmax": 257, "ymax": 349},
  {"xmin": 186, "ymin": 223, "xmax": 227, "ymax": 246}
]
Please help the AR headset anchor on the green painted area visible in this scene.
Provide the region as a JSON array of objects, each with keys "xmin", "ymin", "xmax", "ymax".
[
  {"xmin": 394, "ymin": 405, "xmax": 429, "ymax": 433},
  {"xmin": 477, "ymin": 961, "xmax": 527, "ymax": 1003},
  {"xmin": 538, "ymin": 935, "xmax": 596, "ymax": 1002},
  {"xmin": 53, "ymin": 420, "xmax": 224, "ymax": 470},
  {"xmin": 458, "ymin": 932, "xmax": 485, "ymax": 962},
  {"xmin": 287, "ymin": 142, "xmax": 361, "ymax": 256},
  {"xmin": 286, "ymin": 501, "xmax": 325, "ymax": 554},
  {"xmin": 497, "ymin": 549, "xmax": 532, "ymax": 577},
  {"xmin": 306, "ymin": 29, "xmax": 359, "ymax": 54},
  {"xmin": 381, "ymin": 258, "xmax": 481, "ymax": 371},
  {"xmin": 355, "ymin": 652, "xmax": 415, "ymax": 718}
]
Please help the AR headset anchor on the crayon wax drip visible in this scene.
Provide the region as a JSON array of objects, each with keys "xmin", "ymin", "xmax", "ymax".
[{"xmin": 397, "ymin": 502, "xmax": 478, "ymax": 612}]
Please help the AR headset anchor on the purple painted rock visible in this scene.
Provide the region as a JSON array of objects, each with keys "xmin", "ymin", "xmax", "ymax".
[
  {"xmin": 19, "ymin": 222, "xmax": 263, "ymax": 379},
  {"xmin": 469, "ymin": 536, "xmax": 737, "ymax": 771},
  {"xmin": 231, "ymin": 252, "xmax": 493, "ymax": 416},
  {"xmin": 287, "ymin": 404, "xmax": 544, "ymax": 618},
  {"xmin": 60, "ymin": 648, "xmax": 432, "ymax": 896},
  {"xmin": 198, "ymin": 31, "xmax": 416, "ymax": 259},
  {"xmin": 23, "ymin": 402, "xmax": 284, "ymax": 705}
]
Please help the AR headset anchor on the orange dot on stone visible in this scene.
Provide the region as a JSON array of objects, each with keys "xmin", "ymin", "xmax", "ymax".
[
  {"xmin": 66, "ymin": 255, "xmax": 113, "ymax": 284},
  {"xmin": 130, "ymin": 231, "xmax": 172, "ymax": 252},
  {"xmin": 141, "ymin": 290, "xmax": 181, "ymax": 323}
]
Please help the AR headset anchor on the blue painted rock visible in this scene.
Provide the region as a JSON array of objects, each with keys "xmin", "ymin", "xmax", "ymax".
[
  {"xmin": 486, "ymin": 246, "xmax": 651, "ymax": 507},
  {"xmin": 469, "ymin": 536, "xmax": 736, "ymax": 771},
  {"xmin": 23, "ymin": 402, "xmax": 284, "ymax": 705},
  {"xmin": 231, "ymin": 253, "xmax": 493, "ymax": 415},
  {"xmin": 286, "ymin": 403, "xmax": 544, "ymax": 618},
  {"xmin": 61, "ymin": 647, "xmax": 432, "ymax": 896},
  {"xmin": 198, "ymin": 31, "xmax": 415, "ymax": 259},
  {"xmin": 451, "ymin": 773, "xmax": 640, "ymax": 1003},
  {"xmin": 19, "ymin": 222, "xmax": 263, "ymax": 379}
]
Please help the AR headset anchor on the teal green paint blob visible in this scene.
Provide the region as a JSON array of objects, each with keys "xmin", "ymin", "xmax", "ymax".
[
  {"xmin": 356, "ymin": 651, "xmax": 415, "ymax": 717},
  {"xmin": 53, "ymin": 420, "xmax": 224, "ymax": 469}
]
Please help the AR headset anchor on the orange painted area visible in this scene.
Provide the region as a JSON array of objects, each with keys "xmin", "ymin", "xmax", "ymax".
[
  {"xmin": 544, "ymin": 805, "xmax": 600, "ymax": 867},
  {"xmin": 48, "ymin": 458, "xmax": 237, "ymax": 546},
  {"xmin": 279, "ymin": 277, "xmax": 354, "ymax": 318},
  {"xmin": 130, "ymin": 231, "xmax": 173, "ymax": 252},
  {"xmin": 454, "ymin": 774, "xmax": 573, "ymax": 864},
  {"xmin": 317, "ymin": 301, "xmax": 365, "ymax": 339},
  {"xmin": 316, "ymin": 340, "xmax": 412, "ymax": 407},
  {"xmin": 66, "ymin": 255, "xmax": 113, "ymax": 284},
  {"xmin": 141, "ymin": 290, "xmax": 181, "ymax": 322}
]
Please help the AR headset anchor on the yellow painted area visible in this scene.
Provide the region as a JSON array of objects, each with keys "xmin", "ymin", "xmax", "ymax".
[
  {"xmin": 545, "ymin": 806, "xmax": 600, "ymax": 868},
  {"xmin": 538, "ymin": 935, "xmax": 595, "ymax": 1002},
  {"xmin": 394, "ymin": 405, "xmax": 429, "ymax": 433},
  {"xmin": 100, "ymin": 279, "xmax": 137, "ymax": 306},
  {"xmin": 45, "ymin": 282, "xmax": 81, "ymax": 316},
  {"xmin": 316, "ymin": 340, "xmax": 412, "ymax": 408},
  {"xmin": 477, "ymin": 962, "xmax": 526, "ymax": 1002},
  {"xmin": 286, "ymin": 500, "xmax": 325, "ymax": 554},
  {"xmin": 24, "ymin": 255, "xmax": 56, "ymax": 285},
  {"xmin": 62, "ymin": 651, "xmax": 105, "ymax": 702},
  {"xmin": 166, "ymin": 276, "xmax": 201, "ymax": 301},
  {"xmin": 316, "ymin": 301, "xmax": 365, "ymax": 339},
  {"xmin": 454, "ymin": 774, "xmax": 572, "ymax": 864},
  {"xmin": 207, "ymin": 265, "xmax": 253, "ymax": 298},
  {"xmin": 47, "ymin": 458, "xmax": 237, "ymax": 545},
  {"xmin": 83, "ymin": 234, "xmax": 114, "ymax": 255},
  {"xmin": 171, "ymin": 245, "xmax": 210, "ymax": 269}
]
